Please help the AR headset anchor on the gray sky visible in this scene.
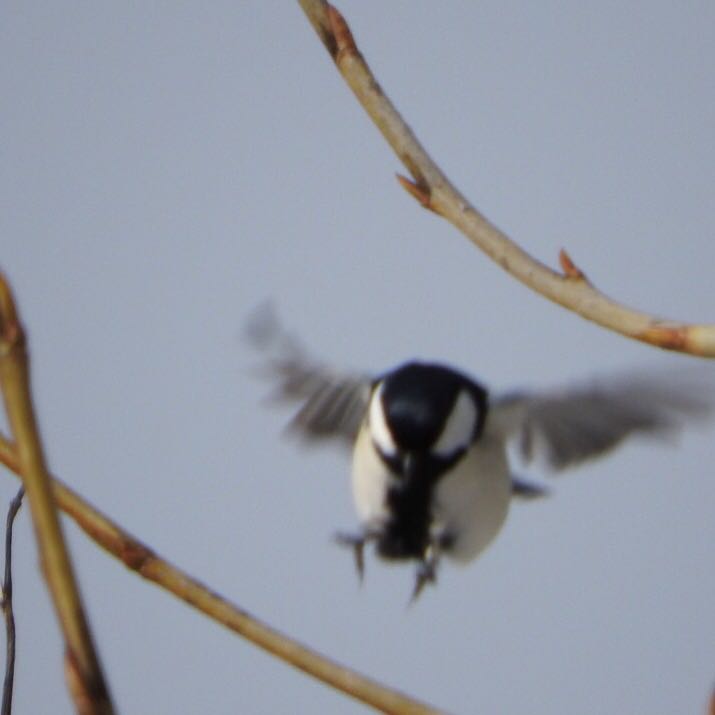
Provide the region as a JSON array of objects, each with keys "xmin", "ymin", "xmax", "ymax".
[{"xmin": 1, "ymin": 3, "xmax": 714, "ymax": 713}]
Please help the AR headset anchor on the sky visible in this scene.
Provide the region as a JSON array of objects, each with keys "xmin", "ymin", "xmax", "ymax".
[{"xmin": 1, "ymin": 2, "xmax": 714, "ymax": 714}]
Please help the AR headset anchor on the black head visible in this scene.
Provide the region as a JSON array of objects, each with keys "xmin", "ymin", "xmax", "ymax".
[{"xmin": 369, "ymin": 361, "xmax": 488, "ymax": 463}]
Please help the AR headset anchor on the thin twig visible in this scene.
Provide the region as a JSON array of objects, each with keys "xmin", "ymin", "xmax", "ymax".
[
  {"xmin": 297, "ymin": 0, "xmax": 715, "ymax": 357},
  {"xmin": 0, "ymin": 435, "xmax": 441, "ymax": 715},
  {"xmin": 0, "ymin": 274, "xmax": 114, "ymax": 715},
  {"xmin": 1, "ymin": 488, "xmax": 24, "ymax": 715}
]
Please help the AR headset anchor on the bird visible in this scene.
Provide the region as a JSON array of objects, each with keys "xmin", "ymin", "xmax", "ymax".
[{"xmin": 247, "ymin": 307, "xmax": 713, "ymax": 601}]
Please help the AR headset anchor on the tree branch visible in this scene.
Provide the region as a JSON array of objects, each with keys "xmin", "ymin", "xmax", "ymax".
[
  {"xmin": 1, "ymin": 487, "xmax": 24, "ymax": 715},
  {"xmin": 0, "ymin": 435, "xmax": 441, "ymax": 715},
  {"xmin": 297, "ymin": 0, "xmax": 715, "ymax": 357},
  {"xmin": 0, "ymin": 274, "xmax": 115, "ymax": 715}
]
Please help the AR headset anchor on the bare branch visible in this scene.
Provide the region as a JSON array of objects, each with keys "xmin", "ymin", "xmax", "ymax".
[
  {"xmin": 1, "ymin": 488, "xmax": 24, "ymax": 715},
  {"xmin": 0, "ymin": 274, "xmax": 115, "ymax": 715},
  {"xmin": 0, "ymin": 436, "xmax": 441, "ymax": 715},
  {"xmin": 297, "ymin": 0, "xmax": 715, "ymax": 357}
]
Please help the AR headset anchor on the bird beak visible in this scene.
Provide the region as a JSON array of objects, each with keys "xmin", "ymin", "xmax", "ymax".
[{"xmin": 402, "ymin": 452, "xmax": 423, "ymax": 481}]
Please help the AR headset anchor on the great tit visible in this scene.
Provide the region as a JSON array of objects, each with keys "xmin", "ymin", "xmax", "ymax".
[{"xmin": 248, "ymin": 309, "xmax": 713, "ymax": 600}]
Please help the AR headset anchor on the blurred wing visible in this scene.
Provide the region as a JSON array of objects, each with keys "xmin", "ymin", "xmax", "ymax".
[
  {"xmin": 246, "ymin": 304, "xmax": 372, "ymax": 445},
  {"xmin": 260, "ymin": 358, "xmax": 371, "ymax": 444},
  {"xmin": 489, "ymin": 368, "xmax": 714, "ymax": 471}
]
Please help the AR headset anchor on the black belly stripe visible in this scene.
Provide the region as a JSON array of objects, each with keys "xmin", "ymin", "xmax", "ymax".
[{"xmin": 375, "ymin": 446, "xmax": 465, "ymax": 560}]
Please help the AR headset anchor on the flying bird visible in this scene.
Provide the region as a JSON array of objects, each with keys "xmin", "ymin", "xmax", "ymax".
[{"xmin": 248, "ymin": 308, "xmax": 713, "ymax": 601}]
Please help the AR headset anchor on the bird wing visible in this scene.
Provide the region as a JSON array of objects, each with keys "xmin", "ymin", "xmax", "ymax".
[
  {"xmin": 488, "ymin": 367, "xmax": 714, "ymax": 471},
  {"xmin": 246, "ymin": 304, "xmax": 372, "ymax": 445}
]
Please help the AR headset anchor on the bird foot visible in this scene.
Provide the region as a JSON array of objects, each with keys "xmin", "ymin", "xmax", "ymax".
[
  {"xmin": 410, "ymin": 545, "xmax": 441, "ymax": 603},
  {"xmin": 334, "ymin": 530, "xmax": 377, "ymax": 583}
]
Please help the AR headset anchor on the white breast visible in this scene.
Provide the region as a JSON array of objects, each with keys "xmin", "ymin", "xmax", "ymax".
[
  {"xmin": 432, "ymin": 431, "xmax": 511, "ymax": 563},
  {"xmin": 352, "ymin": 418, "xmax": 512, "ymax": 562}
]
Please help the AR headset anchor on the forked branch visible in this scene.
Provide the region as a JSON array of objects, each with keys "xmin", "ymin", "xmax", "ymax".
[
  {"xmin": 0, "ymin": 275, "xmax": 114, "ymax": 715},
  {"xmin": 0, "ymin": 436, "xmax": 441, "ymax": 715},
  {"xmin": 298, "ymin": 0, "xmax": 715, "ymax": 357}
]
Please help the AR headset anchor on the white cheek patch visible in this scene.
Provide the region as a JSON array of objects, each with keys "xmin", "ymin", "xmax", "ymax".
[
  {"xmin": 368, "ymin": 382, "xmax": 397, "ymax": 457},
  {"xmin": 433, "ymin": 390, "xmax": 478, "ymax": 457}
]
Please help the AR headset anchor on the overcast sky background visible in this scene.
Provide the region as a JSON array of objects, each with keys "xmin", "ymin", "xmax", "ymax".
[{"xmin": 1, "ymin": 3, "xmax": 714, "ymax": 714}]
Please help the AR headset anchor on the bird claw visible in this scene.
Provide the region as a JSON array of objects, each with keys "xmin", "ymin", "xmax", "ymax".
[
  {"xmin": 409, "ymin": 545, "xmax": 441, "ymax": 603},
  {"xmin": 335, "ymin": 530, "xmax": 375, "ymax": 583},
  {"xmin": 335, "ymin": 530, "xmax": 444, "ymax": 601},
  {"xmin": 410, "ymin": 562, "xmax": 437, "ymax": 603}
]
